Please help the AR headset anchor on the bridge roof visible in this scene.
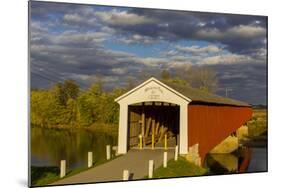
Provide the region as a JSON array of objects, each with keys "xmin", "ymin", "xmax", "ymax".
[
  {"xmin": 163, "ymin": 81, "xmax": 250, "ymax": 107},
  {"xmin": 115, "ymin": 77, "xmax": 251, "ymax": 107}
]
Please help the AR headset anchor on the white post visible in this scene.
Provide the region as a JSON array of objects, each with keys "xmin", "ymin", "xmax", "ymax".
[
  {"xmin": 117, "ymin": 103, "xmax": 128, "ymax": 154},
  {"xmin": 106, "ymin": 145, "xmax": 111, "ymax": 160},
  {"xmin": 179, "ymin": 103, "xmax": 188, "ymax": 154},
  {"xmin": 148, "ymin": 160, "xmax": 154, "ymax": 179},
  {"xmin": 88, "ymin": 152, "xmax": 93, "ymax": 168},
  {"xmin": 163, "ymin": 152, "xmax": 168, "ymax": 168},
  {"xmin": 123, "ymin": 170, "xmax": 129, "ymax": 180},
  {"xmin": 174, "ymin": 145, "xmax": 179, "ymax": 161},
  {"xmin": 60, "ymin": 160, "xmax": 66, "ymax": 178}
]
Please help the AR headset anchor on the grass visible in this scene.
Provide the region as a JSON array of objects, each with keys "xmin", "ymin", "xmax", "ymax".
[
  {"xmin": 31, "ymin": 155, "xmax": 121, "ymax": 187},
  {"xmin": 247, "ymin": 109, "xmax": 267, "ymax": 137},
  {"xmin": 31, "ymin": 166, "xmax": 60, "ymax": 186},
  {"xmin": 31, "ymin": 165, "xmax": 92, "ymax": 186},
  {"xmin": 146, "ymin": 157, "xmax": 207, "ymax": 179}
]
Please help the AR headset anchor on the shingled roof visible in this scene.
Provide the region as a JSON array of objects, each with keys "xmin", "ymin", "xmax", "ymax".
[{"xmin": 163, "ymin": 80, "xmax": 251, "ymax": 107}]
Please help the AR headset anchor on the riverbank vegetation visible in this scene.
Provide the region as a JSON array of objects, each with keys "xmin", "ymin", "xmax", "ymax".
[
  {"xmin": 31, "ymin": 80, "xmax": 125, "ymax": 128},
  {"xmin": 247, "ymin": 109, "xmax": 267, "ymax": 137},
  {"xmin": 151, "ymin": 157, "xmax": 207, "ymax": 179}
]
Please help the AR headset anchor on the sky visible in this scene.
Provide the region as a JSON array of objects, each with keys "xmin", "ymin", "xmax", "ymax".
[{"xmin": 30, "ymin": 1, "xmax": 267, "ymax": 105}]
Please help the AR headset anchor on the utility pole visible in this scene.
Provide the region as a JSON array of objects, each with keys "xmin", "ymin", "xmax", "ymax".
[{"xmin": 225, "ymin": 88, "xmax": 233, "ymax": 97}]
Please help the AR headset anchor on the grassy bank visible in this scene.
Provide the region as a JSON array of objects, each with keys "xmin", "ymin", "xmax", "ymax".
[
  {"xmin": 31, "ymin": 155, "xmax": 121, "ymax": 186},
  {"xmin": 247, "ymin": 109, "xmax": 267, "ymax": 137},
  {"xmin": 31, "ymin": 166, "xmax": 60, "ymax": 186},
  {"xmin": 150, "ymin": 157, "xmax": 207, "ymax": 179}
]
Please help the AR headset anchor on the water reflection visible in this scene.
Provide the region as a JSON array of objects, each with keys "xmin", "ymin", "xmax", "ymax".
[
  {"xmin": 205, "ymin": 153, "xmax": 238, "ymax": 174},
  {"xmin": 31, "ymin": 127, "xmax": 117, "ymax": 171},
  {"xmin": 205, "ymin": 147, "xmax": 252, "ymax": 174},
  {"xmin": 205, "ymin": 141, "xmax": 267, "ymax": 174}
]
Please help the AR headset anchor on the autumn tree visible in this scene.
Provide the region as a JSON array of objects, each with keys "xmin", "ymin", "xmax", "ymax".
[{"xmin": 177, "ymin": 66, "xmax": 218, "ymax": 93}]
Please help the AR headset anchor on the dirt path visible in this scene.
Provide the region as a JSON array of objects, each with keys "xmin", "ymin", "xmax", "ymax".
[{"xmin": 51, "ymin": 149, "xmax": 174, "ymax": 185}]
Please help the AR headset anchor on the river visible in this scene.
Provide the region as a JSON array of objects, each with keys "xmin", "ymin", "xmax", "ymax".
[
  {"xmin": 204, "ymin": 134, "xmax": 267, "ymax": 174},
  {"xmin": 31, "ymin": 127, "xmax": 267, "ymax": 175},
  {"xmin": 31, "ymin": 127, "xmax": 117, "ymax": 171}
]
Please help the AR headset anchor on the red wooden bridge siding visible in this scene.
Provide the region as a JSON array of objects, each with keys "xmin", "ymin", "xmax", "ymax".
[{"xmin": 188, "ymin": 105, "xmax": 252, "ymax": 161}]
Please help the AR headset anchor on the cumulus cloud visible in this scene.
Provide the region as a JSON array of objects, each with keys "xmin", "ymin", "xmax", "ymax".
[
  {"xmin": 121, "ymin": 9, "xmax": 267, "ymax": 55},
  {"xmin": 30, "ymin": 1, "xmax": 267, "ymax": 104},
  {"xmin": 197, "ymin": 25, "xmax": 266, "ymax": 42},
  {"xmin": 199, "ymin": 53, "xmax": 254, "ymax": 65},
  {"xmin": 212, "ymin": 63, "xmax": 267, "ymax": 104},
  {"xmin": 118, "ymin": 34, "xmax": 158, "ymax": 44},
  {"xmin": 62, "ymin": 13, "xmax": 99, "ymax": 28},
  {"xmin": 175, "ymin": 45, "xmax": 222, "ymax": 56},
  {"xmin": 95, "ymin": 9, "xmax": 155, "ymax": 26}
]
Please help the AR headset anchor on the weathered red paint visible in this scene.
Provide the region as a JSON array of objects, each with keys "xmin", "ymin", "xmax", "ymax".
[{"xmin": 188, "ymin": 105, "xmax": 252, "ymax": 161}]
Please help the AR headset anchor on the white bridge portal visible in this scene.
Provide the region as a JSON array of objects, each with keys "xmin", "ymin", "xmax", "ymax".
[{"xmin": 115, "ymin": 77, "xmax": 191, "ymax": 155}]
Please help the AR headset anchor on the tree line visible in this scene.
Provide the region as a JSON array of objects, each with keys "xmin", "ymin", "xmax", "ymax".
[
  {"xmin": 31, "ymin": 80, "xmax": 125, "ymax": 127},
  {"xmin": 31, "ymin": 66, "xmax": 218, "ymax": 128}
]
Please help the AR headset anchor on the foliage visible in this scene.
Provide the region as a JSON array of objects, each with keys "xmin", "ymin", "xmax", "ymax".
[
  {"xmin": 247, "ymin": 109, "xmax": 267, "ymax": 137},
  {"xmin": 31, "ymin": 80, "xmax": 126, "ymax": 127},
  {"xmin": 31, "ymin": 166, "xmax": 60, "ymax": 186}
]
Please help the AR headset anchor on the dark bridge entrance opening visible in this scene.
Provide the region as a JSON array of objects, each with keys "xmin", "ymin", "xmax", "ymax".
[{"xmin": 128, "ymin": 102, "xmax": 180, "ymax": 149}]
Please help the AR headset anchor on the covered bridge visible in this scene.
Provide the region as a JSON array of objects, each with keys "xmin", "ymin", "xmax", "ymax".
[{"xmin": 115, "ymin": 77, "xmax": 252, "ymax": 161}]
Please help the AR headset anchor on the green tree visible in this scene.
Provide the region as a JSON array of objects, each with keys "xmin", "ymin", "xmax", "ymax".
[
  {"xmin": 77, "ymin": 84, "xmax": 102, "ymax": 126},
  {"xmin": 52, "ymin": 80, "xmax": 79, "ymax": 106}
]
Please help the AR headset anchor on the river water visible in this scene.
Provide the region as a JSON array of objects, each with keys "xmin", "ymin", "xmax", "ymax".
[
  {"xmin": 31, "ymin": 127, "xmax": 117, "ymax": 171},
  {"xmin": 204, "ymin": 135, "xmax": 267, "ymax": 174},
  {"xmin": 31, "ymin": 127, "xmax": 267, "ymax": 174}
]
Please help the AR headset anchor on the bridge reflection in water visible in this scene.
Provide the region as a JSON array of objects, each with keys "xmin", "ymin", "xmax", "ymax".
[{"xmin": 205, "ymin": 147, "xmax": 249, "ymax": 174}]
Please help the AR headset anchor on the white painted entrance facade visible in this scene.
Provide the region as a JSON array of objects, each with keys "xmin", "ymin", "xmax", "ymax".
[{"xmin": 115, "ymin": 77, "xmax": 191, "ymax": 155}]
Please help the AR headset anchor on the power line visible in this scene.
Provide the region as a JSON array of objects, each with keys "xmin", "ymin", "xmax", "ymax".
[
  {"xmin": 225, "ymin": 88, "xmax": 233, "ymax": 97},
  {"xmin": 31, "ymin": 71, "xmax": 62, "ymax": 84},
  {"xmin": 31, "ymin": 71, "xmax": 88, "ymax": 92},
  {"xmin": 31, "ymin": 63, "xmax": 89, "ymax": 89}
]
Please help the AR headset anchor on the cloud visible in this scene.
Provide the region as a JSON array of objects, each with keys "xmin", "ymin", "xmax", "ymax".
[
  {"xmin": 226, "ymin": 25, "xmax": 266, "ymax": 38},
  {"xmin": 95, "ymin": 9, "xmax": 156, "ymax": 26},
  {"xmin": 197, "ymin": 25, "xmax": 266, "ymax": 40},
  {"xmin": 120, "ymin": 9, "xmax": 267, "ymax": 55},
  {"xmin": 199, "ymin": 53, "xmax": 254, "ymax": 65},
  {"xmin": 62, "ymin": 13, "xmax": 99, "ymax": 28},
  {"xmin": 175, "ymin": 45, "xmax": 222, "ymax": 56},
  {"xmin": 118, "ymin": 34, "xmax": 158, "ymax": 45},
  {"xmin": 30, "ymin": 2, "xmax": 267, "ymax": 104},
  {"xmin": 111, "ymin": 67, "xmax": 128, "ymax": 75},
  {"xmin": 31, "ymin": 1, "xmax": 267, "ymax": 56},
  {"xmin": 210, "ymin": 63, "xmax": 267, "ymax": 104}
]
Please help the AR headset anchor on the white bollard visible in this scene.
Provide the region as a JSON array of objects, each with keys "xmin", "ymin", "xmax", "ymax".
[
  {"xmin": 106, "ymin": 145, "xmax": 111, "ymax": 160},
  {"xmin": 123, "ymin": 170, "xmax": 129, "ymax": 180},
  {"xmin": 88, "ymin": 152, "xmax": 93, "ymax": 168},
  {"xmin": 163, "ymin": 152, "xmax": 168, "ymax": 168},
  {"xmin": 148, "ymin": 160, "xmax": 154, "ymax": 179},
  {"xmin": 60, "ymin": 160, "xmax": 66, "ymax": 178},
  {"xmin": 174, "ymin": 145, "xmax": 178, "ymax": 161}
]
